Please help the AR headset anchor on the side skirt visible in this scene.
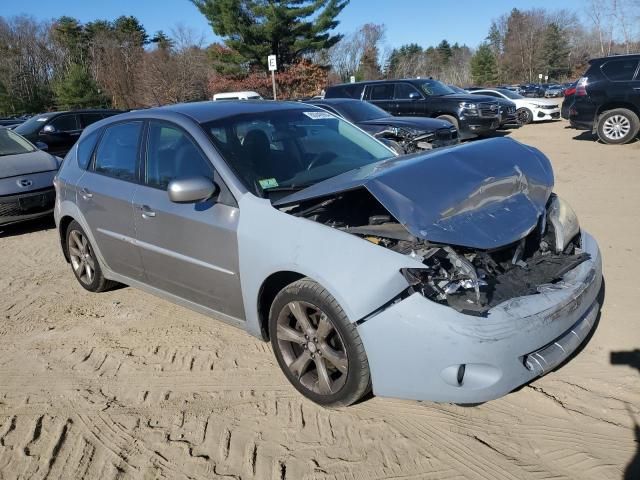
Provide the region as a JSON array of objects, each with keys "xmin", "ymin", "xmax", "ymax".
[{"xmin": 104, "ymin": 269, "xmax": 251, "ymax": 336}]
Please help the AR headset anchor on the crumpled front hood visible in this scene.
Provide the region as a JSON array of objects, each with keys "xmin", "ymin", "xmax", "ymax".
[
  {"xmin": 359, "ymin": 116, "xmax": 453, "ymax": 132},
  {"xmin": 275, "ymin": 138, "xmax": 554, "ymax": 249},
  {"xmin": 0, "ymin": 149, "xmax": 59, "ymax": 179}
]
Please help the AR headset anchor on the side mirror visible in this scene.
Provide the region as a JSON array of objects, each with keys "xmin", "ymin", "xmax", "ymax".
[
  {"xmin": 168, "ymin": 177, "xmax": 217, "ymax": 203},
  {"xmin": 42, "ymin": 124, "xmax": 57, "ymax": 134},
  {"xmin": 408, "ymin": 92, "xmax": 421, "ymax": 100},
  {"xmin": 35, "ymin": 141, "xmax": 48, "ymax": 151}
]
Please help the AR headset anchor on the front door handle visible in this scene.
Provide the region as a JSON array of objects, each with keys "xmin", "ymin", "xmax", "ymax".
[
  {"xmin": 139, "ymin": 205, "xmax": 156, "ymax": 218},
  {"xmin": 80, "ymin": 188, "xmax": 93, "ymax": 200}
]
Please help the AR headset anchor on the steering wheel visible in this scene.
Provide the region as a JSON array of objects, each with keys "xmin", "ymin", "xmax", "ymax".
[{"xmin": 306, "ymin": 151, "xmax": 337, "ymax": 171}]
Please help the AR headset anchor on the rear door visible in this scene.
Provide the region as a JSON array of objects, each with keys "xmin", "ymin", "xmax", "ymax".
[
  {"xmin": 601, "ymin": 58, "xmax": 640, "ymax": 105},
  {"xmin": 78, "ymin": 121, "xmax": 145, "ymax": 279},
  {"xmin": 40, "ymin": 114, "xmax": 81, "ymax": 156},
  {"xmin": 79, "ymin": 112, "xmax": 105, "ymax": 129},
  {"xmin": 133, "ymin": 120, "xmax": 244, "ymax": 319},
  {"xmin": 365, "ymin": 83, "xmax": 396, "ymax": 114}
]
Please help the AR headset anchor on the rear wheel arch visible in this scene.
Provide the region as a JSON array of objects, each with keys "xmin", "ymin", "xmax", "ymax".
[
  {"xmin": 58, "ymin": 215, "xmax": 76, "ymax": 263},
  {"xmin": 597, "ymin": 102, "xmax": 640, "ymax": 118}
]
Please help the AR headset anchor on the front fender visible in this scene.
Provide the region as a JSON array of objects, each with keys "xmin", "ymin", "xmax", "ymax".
[{"xmin": 236, "ymin": 195, "xmax": 422, "ymax": 338}]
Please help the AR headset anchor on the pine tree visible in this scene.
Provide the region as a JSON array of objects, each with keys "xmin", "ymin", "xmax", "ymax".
[
  {"xmin": 471, "ymin": 43, "xmax": 498, "ymax": 85},
  {"xmin": 541, "ymin": 23, "xmax": 570, "ymax": 81},
  {"xmin": 191, "ymin": 0, "xmax": 348, "ymax": 69},
  {"xmin": 53, "ymin": 64, "xmax": 106, "ymax": 109}
]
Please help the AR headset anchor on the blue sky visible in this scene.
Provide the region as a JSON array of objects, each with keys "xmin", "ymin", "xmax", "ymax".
[{"xmin": 1, "ymin": 0, "xmax": 587, "ymax": 49}]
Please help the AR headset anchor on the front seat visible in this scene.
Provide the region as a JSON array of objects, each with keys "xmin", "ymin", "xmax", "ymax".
[{"xmin": 242, "ymin": 129, "xmax": 271, "ymax": 177}]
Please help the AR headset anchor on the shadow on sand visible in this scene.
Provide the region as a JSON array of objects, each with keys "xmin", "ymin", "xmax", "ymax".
[{"xmin": 610, "ymin": 348, "xmax": 640, "ymax": 480}]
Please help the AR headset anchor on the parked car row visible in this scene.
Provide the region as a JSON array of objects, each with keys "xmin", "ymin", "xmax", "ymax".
[{"xmin": 324, "ymin": 79, "xmax": 503, "ymax": 140}]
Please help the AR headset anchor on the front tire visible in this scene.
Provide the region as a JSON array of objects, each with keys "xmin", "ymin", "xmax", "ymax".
[
  {"xmin": 516, "ymin": 108, "xmax": 533, "ymax": 125},
  {"xmin": 66, "ymin": 220, "xmax": 116, "ymax": 292},
  {"xmin": 269, "ymin": 279, "xmax": 371, "ymax": 407},
  {"xmin": 596, "ymin": 108, "xmax": 640, "ymax": 145}
]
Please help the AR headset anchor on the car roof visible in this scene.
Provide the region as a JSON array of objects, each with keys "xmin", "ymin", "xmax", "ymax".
[
  {"xmin": 328, "ymin": 78, "xmax": 427, "ymax": 88},
  {"xmin": 308, "ymin": 98, "xmax": 363, "ymax": 106},
  {"xmin": 146, "ymin": 100, "xmax": 320, "ymax": 123},
  {"xmin": 589, "ymin": 53, "xmax": 640, "ymax": 64},
  {"xmin": 213, "ymin": 91, "xmax": 261, "ymax": 97}
]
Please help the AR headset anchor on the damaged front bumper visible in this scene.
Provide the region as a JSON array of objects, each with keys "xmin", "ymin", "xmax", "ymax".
[{"xmin": 357, "ymin": 230, "xmax": 602, "ymax": 403}]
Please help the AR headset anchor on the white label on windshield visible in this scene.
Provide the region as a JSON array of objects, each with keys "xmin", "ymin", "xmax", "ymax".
[
  {"xmin": 303, "ymin": 111, "xmax": 334, "ymax": 120},
  {"xmin": 36, "ymin": 117, "xmax": 47, "ymax": 122}
]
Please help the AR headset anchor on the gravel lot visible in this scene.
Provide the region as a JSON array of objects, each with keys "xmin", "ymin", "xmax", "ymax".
[{"xmin": 1, "ymin": 120, "xmax": 639, "ymax": 480}]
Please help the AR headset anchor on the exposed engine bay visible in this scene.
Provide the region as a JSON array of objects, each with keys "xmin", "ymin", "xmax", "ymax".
[
  {"xmin": 374, "ymin": 126, "xmax": 458, "ymax": 154},
  {"xmin": 282, "ymin": 188, "xmax": 588, "ymax": 316}
]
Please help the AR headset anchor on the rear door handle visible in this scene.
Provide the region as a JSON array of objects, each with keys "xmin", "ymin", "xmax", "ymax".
[
  {"xmin": 80, "ymin": 188, "xmax": 93, "ymax": 200},
  {"xmin": 139, "ymin": 205, "xmax": 156, "ymax": 218}
]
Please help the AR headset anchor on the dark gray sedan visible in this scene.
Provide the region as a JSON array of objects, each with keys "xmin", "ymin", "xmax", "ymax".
[{"xmin": 0, "ymin": 128, "xmax": 60, "ymax": 227}]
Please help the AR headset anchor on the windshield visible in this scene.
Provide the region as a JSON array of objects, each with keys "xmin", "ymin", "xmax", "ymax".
[
  {"xmin": 14, "ymin": 114, "xmax": 51, "ymax": 136},
  {"xmin": 201, "ymin": 108, "xmax": 394, "ymax": 196},
  {"xmin": 420, "ymin": 80, "xmax": 456, "ymax": 96},
  {"xmin": 331, "ymin": 101, "xmax": 388, "ymax": 122},
  {"xmin": 495, "ymin": 89, "xmax": 523, "ymax": 100},
  {"xmin": 0, "ymin": 128, "xmax": 36, "ymax": 156}
]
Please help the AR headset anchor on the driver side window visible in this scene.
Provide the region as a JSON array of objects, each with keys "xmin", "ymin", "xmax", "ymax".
[
  {"xmin": 49, "ymin": 114, "xmax": 78, "ymax": 132},
  {"xmin": 145, "ymin": 121, "xmax": 213, "ymax": 190}
]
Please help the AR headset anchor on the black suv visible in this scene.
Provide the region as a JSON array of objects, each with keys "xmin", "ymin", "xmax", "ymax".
[
  {"xmin": 324, "ymin": 79, "xmax": 501, "ymax": 140},
  {"xmin": 14, "ymin": 109, "xmax": 122, "ymax": 156},
  {"xmin": 569, "ymin": 54, "xmax": 640, "ymax": 144}
]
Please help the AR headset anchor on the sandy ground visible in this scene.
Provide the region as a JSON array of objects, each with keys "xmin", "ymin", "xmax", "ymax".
[{"xmin": 1, "ymin": 119, "xmax": 639, "ymax": 480}]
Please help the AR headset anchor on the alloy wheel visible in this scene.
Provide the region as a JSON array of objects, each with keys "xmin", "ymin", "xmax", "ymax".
[
  {"xmin": 602, "ymin": 115, "xmax": 631, "ymax": 141},
  {"xmin": 516, "ymin": 108, "xmax": 531, "ymax": 125},
  {"xmin": 68, "ymin": 229, "xmax": 96, "ymax": 285},
  {"xmin": 276, "ymin": 301, "xmax": 348, "ymax": 395}
]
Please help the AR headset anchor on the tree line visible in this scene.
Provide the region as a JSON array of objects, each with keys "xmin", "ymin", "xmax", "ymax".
[{"xmin": 0, "ymin": 0, "xmax": 639, "ymax": 116}]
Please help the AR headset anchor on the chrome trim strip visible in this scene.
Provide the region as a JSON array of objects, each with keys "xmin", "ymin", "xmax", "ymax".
[{"xmin": 97, "ymin": 228, "xmax": 236, "ymax": 276}]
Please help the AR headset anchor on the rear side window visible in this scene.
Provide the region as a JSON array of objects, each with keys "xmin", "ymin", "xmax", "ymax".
[
  {"xmin": 145, "ymin": 121, "xmax": 213, "ymax": 190},
  {"xmin": 601, "ymin": 59, "xmax": 639, "ymax": 81},
  {"xmin": 369, "ymin": 84, "xmax": 394, "ymax": 100},
  {"xmin": 77, "ymin": 129, "xmax": 100, "ymax": 169},
  {"xmin": 80, "ymin": 113, "xmax": 103, "ymax": 128},
  {"xmin": 325, "ymin": 84, "xmax": 364, "ymax": 99},
  {"xmin": 49, "ymin": 114, "xmax": 78, "ymax": 132},
  {"xmin": 93, "ymin": 122, "xmax": 142, "ymax": 181}
]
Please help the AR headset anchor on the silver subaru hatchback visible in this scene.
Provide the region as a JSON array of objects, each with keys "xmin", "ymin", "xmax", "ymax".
[{"xmin": 55, "ymin": 101, "xmax": 602, "ymax": 407}]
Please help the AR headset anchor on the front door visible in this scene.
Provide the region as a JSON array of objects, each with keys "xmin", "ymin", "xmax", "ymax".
[
  {"xmin": 77, "ymin": 120, "xmax": 145, "ymax": 280},
  {"xmin": 40, "ymin": 114, "xmax": 81, "ymax": 156},
  {"xmin": 133, "ymin": 120, "xmax": 244, "ymax": 319}
]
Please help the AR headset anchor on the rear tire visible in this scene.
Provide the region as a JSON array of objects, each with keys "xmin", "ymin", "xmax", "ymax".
[
  {"xmin": 269, "ymin": 278, "xmax": 371, "ymax": 407},
  {"xmin": 436, "ymin": 114, "xmax": 459, "ymax": 130},
  {"xmin": 66, "ymin": 220, "xmax": 116, "ymax": 292},
  {"xmin": 596, "ymin": 108, "xmax": 639, "ymax": 145}
]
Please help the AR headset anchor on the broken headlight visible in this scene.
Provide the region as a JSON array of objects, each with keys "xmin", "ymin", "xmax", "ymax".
[{"xmin": 547, "ymin": 194, "xmax": 580, "ymax": 253}]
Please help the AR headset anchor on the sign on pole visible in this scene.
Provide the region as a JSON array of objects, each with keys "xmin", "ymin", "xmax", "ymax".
[
  {"xmin": 538, "ymin": 73, "xmax": 543, "ymax": 79},
  {"xmin": 268, "ymin": 55, "xmax": 277, "ymax": 71},
  {"xmin": 544, "ymin": 75, "xmax": 549, "ymax": 81},
  {"xmin": 268, "ymin": 55, "xmax": 277, "ymax": 100},
  {"xmin": 350, "ymin": 75, "xmax": 356, "ymax": 84}
]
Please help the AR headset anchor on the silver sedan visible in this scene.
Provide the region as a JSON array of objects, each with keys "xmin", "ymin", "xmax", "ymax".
[{"xmin": 1, "ymin": 128, "xmax": 60, "ymax": 227}]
